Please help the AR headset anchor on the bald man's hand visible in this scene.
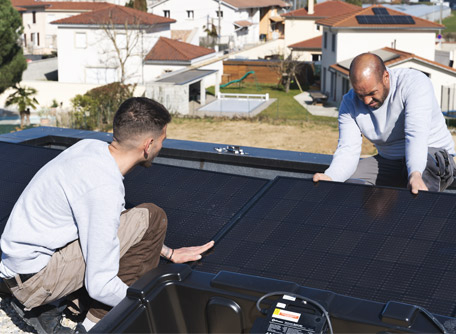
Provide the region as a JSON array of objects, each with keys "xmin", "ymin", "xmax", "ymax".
[
  {"xmin": 313, "ymin": 173, "xmax": 332, "ymax": 183},
  {"xmin": 408, "ymin": 171, "xmax": 428, "ymax": 195}
]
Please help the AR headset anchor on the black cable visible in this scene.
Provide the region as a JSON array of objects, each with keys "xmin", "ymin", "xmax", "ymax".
[
  {"xmin": 415, "ymin": 305, "xmax": 448, "ymax": 334},
  {"xmin": 255, "ymin": 291, "xmax": 334, "ymax": 334}
]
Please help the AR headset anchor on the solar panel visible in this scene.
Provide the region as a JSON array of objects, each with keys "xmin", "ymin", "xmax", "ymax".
[
  {"xmin": 121, "ymin": 164, "xmax": 268, "ymax": 248},
  {"xmin": 0, "ymin": 142, "xmax": 268, "ymax": 251},
  {"xmin": 356, "ymin": 15, "xmax": 415, "ymax": 25},
  {"xmin": 373, "ymin": 7, "xmax": 389, "ymax": 16},
  {"xmin": 198, "ymin": 177, "xmax": 456, "ymax": 317}
]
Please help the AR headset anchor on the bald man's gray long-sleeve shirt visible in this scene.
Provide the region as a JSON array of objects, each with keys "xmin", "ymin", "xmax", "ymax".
[{"xmin": 325, "ymin": 68, "xmax": 455, "ymax": 182}]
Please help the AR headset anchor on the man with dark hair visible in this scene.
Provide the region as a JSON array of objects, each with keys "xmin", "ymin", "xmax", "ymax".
[
  {"xmin": 0, "ymin": 97, "xmax": 213, "ymax": 333},
  {"xmin": 314, "ymin": 52, "xmax": 456, "ymax": 193}
]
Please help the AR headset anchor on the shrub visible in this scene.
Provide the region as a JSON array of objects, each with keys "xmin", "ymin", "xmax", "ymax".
[{"xmin": 71, "ymin": 82, "xmax": 133, "ymax": 131}]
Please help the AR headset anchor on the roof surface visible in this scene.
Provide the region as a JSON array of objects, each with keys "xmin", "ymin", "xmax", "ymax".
[
  {"xmin": 51, "ymin": 4, "xmax": 175, "ymax": 25},
  {"xmin": 145, "ymin": 37, "xmax": 215, "ymax": 62},
  {"xmin": 223, "ymin": 0, "xmax": 290, "ymax": 9},
  {"xmin": 316, "ymin": 4, "xmax": 443, "ymax": 29},
  {"xmin": 11, "ymin": 0, "xmax": 49, "ymax": 8},
  {"xmin": 330, "ymin": 47, "xmax": 456, "ymax": 75},
  {"xmin": 155, "ymin": 69, "xmax": 217, "ymax": 85},
  {"xmin": 44, "ymin": 1, "xmax": 111, "ymax": 11},
  {"xmin": 289, "ymin": 35, "xmax": 322, "ymax": 49},
  {"xmin": 234, "ymin": 20, "xmax": 253, "ymax": 27},
  {"xmin": 282, "ymin": 0, "xmax": 360, "ymax": 18}
]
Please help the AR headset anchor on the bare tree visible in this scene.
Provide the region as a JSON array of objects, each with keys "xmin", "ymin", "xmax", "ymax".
[
  {"xmin": 274, "ymin": 54, "xmax": 303, "ymax": 93},
  {"xmin": 94, "ymin": 10, "xmax": 149, "ymax": 86}
]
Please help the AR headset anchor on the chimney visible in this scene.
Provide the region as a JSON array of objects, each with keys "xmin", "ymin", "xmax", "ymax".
[{"xmin": 308, "ymin": 0, "xmax": 314, "ymax": 15}]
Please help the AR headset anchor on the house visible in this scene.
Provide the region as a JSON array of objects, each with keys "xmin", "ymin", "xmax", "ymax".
[
  {"xmin": 11, "ymin": 1, "xmax": 119, "ymax": 55},
  {"xmin": 44, "ymin": 2, "xmax": 112, "ymax": 53},
  {"xmin": 329, "ymin": 47, "xmax": 456, "ymax": 111},
  {"xmin": 282, "ymin": 0, "xmax": 360, "ymax": 61},
  {"xmin": 144, "ymin": 36, "xmax": 223, "ymax": 115},
  {"xmin": 316, "ymin": 5, "xmax": 443, "ymax": 103},
  {"xmin": 144, "ymin": 36, "xmax": 218, "ymax": 78},
  {"xmin": 148, "ymin": 0, "xmax": 291, "ymax": 50},
  {"xmin": 51, "ymin": 5, "xmax": 175, "ymax": 84},
  {"xmin": 12, "ymin": 0, "xmax": 50, "ymax": 55}
]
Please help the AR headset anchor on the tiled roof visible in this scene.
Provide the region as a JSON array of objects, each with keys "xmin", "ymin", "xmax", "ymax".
[
  {"xmin": 44, "ymin": 2, "xmax": 112, "ymax": 11},
  {"xmin": 223, "ymin": 0, "xmax": 290, "ymax": 9},
  {"xmin": 330, "ymin": 47, "xmax": 456, "ymax": 75},
  {"xmin": 289, "ymin": 35, "xmax": 322, "ymax": 50},
  {"xmin": 51, "ymin": 4, "xmax": 175, "ymax": 25},
  {"xmin": 234, "ymin": 20, "xmax": 253, "ymax": 27},
  {"xmin": 316, "ymin": 4, "xmax": 443, "ymax": 29},
  {"xmin": 282, "ymin": 0, "xmax": 360, "ymax": 18},
  {"xmin": 145, "ymin": 37, "xmax": 215, "ymax": 62},
  {"xmin": 11, "ymin": 0, "xmax": 49, "ymax": 8}
]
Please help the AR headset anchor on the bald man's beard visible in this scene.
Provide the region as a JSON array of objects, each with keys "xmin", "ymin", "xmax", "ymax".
[{"xmin": 371, "ymin": 84, "xmax": 389, "ymax": 109}]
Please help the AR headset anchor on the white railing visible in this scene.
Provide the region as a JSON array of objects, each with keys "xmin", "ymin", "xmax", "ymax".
[{"xmin": 217, "ymin": 92, "xmax": 269, "ymax": 101}]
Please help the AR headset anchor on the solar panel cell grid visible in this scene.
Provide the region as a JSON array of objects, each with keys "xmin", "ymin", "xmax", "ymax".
[
  {"xmin": 1, "ymin": 142, "xmax": 456, "ymax": 318},
  {"xmin": 198, "ymin": 177, "xmax": 456, "ymax": 317}
]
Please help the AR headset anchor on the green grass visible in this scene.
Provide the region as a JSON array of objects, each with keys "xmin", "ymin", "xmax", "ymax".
[
  {"xmin": 205, "ymin": 83, "xmax": 338, "ymax": 127},
  {"xmin": 442, "ymin": 11, "xmax": 456, "ymax": 33},
  {"xmin": 0, "ymin": 124, "xmax": 35, "ymax": 135}
]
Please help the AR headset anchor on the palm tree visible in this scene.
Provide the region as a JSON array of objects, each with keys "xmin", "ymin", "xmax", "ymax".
[{"xmin": 5, "ymin": 85, "xmax": 39, "ymax": 127}]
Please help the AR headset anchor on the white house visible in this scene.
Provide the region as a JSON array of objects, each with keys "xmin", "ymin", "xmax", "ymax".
[
  {"xmin": 144, "ymin": 36, "xmax": 223, "ymax": 114},
  {"xmin": 148, "ymin": 0, "xmax": 290, "ymax": 50},
  {"xmin": 44, "ymin": 2, "xmax": 112, "ymax": 53},
  {"xmin": 12, "ymin": 0, "xmax": 49, "ymax": 55},
  {"xmin": 282, "ymin": 0, "xmax": 360, "ymax": 61},
  {"xmin": 329, "ymin": 47, "xmax": 456, "ymax": 111},
  {"xmin": 52, "ymin": 5, "xmax": 175, "ymax": 84},
  {"xmin": 316, "ymin": 5, "xmax": 443, "ymax": 103},
  {"xmin": 12, "ymin": 0, "xmax": 113, "ymax": 55},
  {"xmin": 144, "ymin": 36, "xmax": 218, "ymax": 79}
]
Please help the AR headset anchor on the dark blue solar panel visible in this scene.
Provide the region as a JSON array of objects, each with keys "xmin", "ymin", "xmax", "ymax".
[
  {"xmin": 198, "ymin": 177, "xmax": 456, "ymax": 317},
  {"xmin": 373, "ymin": 7, "xmax": 389, "ymax": 15},
  {"xmin": 356, "ymin": 15, "xmax": 415, "ymax": 24},
  {"xmin": 123, "ymin": 164, "xmax": 268, "ymax": 248}
]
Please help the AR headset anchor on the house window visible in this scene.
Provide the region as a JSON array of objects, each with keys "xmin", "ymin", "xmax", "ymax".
[
  {"xmin": 323, "ymin": 32, "xmax": 327, "ymax": 49},
  {"xmin": 75, "ymin": 32, "xmax": 87, "ymax": 49},
  {"xmin": 23, "ymin": 33, "xmax": 27, "ymax": 47},
  {"xmin": 312, "ymin": 54, "xmax": 321, "ymax": 61},
  {"xmin": 331, "ymin": 34, "xmax": 335, "ymax": 52},
  {"xmin": 37, "ymin": 32, "xmax": 40, "ymax": 46},
  {"xmin": 163, "ymin": 10, "xmax": 170, "ymax": 18},
  {"xmin": 187, "ymin": 10, "xmax": 194, "ymax": 19},
  {"xmin": 32, "ymin": 11, "xmax": 36, "ymax": 24},
  {"xmin": 216, "ymin": 10, "xmax": 223, "ymax": 18},
  {"xmin": 316, "ymin": 25, "xmax": 320, "ymax": 31}
]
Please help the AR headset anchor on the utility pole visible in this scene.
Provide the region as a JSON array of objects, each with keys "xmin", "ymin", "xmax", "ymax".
[{"xmin": 218, "ymin": 0, "xmax": 221, "ymax": 46}]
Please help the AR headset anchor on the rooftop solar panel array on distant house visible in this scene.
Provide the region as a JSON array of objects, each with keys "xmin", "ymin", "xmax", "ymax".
[{"xmin": 356, "ymin": 6, "xmax": 415, "ymax": 24}]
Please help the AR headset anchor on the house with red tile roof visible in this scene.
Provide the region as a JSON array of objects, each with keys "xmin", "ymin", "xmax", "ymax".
[
  {"xmin": 51, "ymin": 5, "xmax": 175, "ymax": 84},
  {"xmin": 144, "ymin": 37, "xmax": 223, "ymax": 114},
  {"xmin": 12, "ymin": 0, "xmax": 50, "ymax": 55},
  {"xmin": 316, "ymin": 5, "xmax": 443, "ymax": 104},
  {"xmin": 144, "ymin": 36, "xmax": 219, "ymax": 78},
  {"xmin": 329, "ymin": 47, "xmax": 456, "ymax": 112},
  {"xmin": 148, "ymin": 0, "xmax": 290, "ymax": 51},
  {"xmin": 282, "ymin": 0, "xmax": 360, "ymax": 61},
  {"xmin": 11, "ymin": 0, "xmax": 113, "ymax": 54}
]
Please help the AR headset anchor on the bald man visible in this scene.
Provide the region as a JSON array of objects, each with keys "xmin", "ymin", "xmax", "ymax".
[{"xmin": 314, "ymin": 53, "xmax": 455, "ymax": 193}]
